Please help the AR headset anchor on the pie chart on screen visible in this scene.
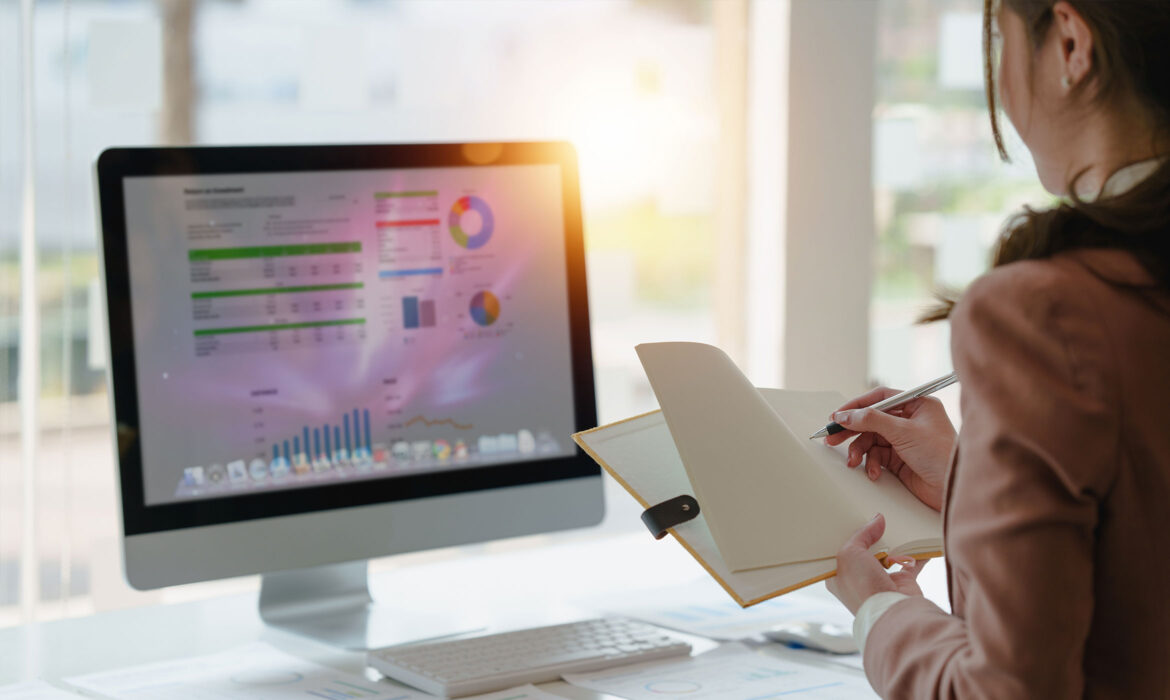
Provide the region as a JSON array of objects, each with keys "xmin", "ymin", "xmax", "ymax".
[
  {"xmin": 469, "ymin": 291, "xmax": 500, "ymax": 326},
  {"xmin": 449, "ymin": 195, "xmax": 494, "ymax": 249}
]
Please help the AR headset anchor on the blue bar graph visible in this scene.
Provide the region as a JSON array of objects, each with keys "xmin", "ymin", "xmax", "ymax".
[
  {"xmin": 400, "ymin": 295, "xmax": 437, "ymax": 329},
  {"xmin": 403, "ymin": 297, "xmax": 420, "ymax": 329},
  {"xmin": 275, "ymin": 407, "xmax": 375, "ymax": 470}
]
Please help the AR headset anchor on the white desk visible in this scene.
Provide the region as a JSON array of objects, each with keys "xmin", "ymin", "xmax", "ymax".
[{"xmin": 0, "ymin": 530, "xmax": 943, "ymax": 698}]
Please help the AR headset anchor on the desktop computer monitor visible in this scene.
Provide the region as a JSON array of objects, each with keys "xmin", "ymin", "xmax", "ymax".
[{"xmin": 95, "ymin": 142, "xmax": 603, "ymax": 648}]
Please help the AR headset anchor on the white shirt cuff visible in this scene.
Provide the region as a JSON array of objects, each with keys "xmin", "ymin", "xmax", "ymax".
[{"xmin": 852, "ymin": 591, "xmax": 910, "ymax": 656}]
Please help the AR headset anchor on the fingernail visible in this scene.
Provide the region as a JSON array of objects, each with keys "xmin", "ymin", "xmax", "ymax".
[
  {"xmin": 834, "ymin": 410, "xmax": 852, "ymax": 425},
  {"xmin": 870, "ymin": 513, "xmax": 881, "ymax": 522}
]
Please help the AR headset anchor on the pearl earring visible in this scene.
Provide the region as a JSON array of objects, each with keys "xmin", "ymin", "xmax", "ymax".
[{"xmin": 1061, "ymin": 75, "xmax": 1071, "ymax": 90}]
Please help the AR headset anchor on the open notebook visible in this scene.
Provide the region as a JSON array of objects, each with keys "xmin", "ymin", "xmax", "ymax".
[{"xmin": 573, "ymin": 342, "xmax": 942, "ymax": 607}]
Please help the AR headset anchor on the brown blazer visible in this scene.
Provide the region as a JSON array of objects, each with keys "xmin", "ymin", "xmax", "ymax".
[{"xmin": 863, "ymin": 248, "xmax": 1170, "ymax": 698}]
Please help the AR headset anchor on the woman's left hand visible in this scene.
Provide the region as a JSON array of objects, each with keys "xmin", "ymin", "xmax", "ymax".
[{"xmin": 826, "ymin": 513, "xmax": 928, "ymax": 614}]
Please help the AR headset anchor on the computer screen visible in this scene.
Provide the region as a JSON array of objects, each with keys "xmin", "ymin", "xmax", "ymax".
[
  {"xmin": 98, "ymin": 143, "xmax": 598, "ymax": 541},
  {"xmin": 124, "ymin": 164, "xmax": 575, "ymax": 505}
]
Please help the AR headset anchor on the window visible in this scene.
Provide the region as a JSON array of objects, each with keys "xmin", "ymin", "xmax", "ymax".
[
  {"xmin": 871, "ymin": 0, "xmax": 1050, "ymax": 398},
  {"xmin": 2, "ymin": 0, "xmax": 737, "ymax": 624},
  {"xmin": 8, "ymin": 0, "xmax": 1055, "ymax": 626}
]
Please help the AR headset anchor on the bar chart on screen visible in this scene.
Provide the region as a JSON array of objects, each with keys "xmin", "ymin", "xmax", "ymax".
[
  {"xmin": 267, "ymin": 408, "xmax": 375, "ymax": 470},
  {"xmin": 401, "ymin": 296, "xmax": 437, "ymax": 329}
]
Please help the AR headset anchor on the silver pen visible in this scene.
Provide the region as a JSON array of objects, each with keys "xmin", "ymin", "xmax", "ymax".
[{"xmin": 808, "ymin": 371, "xmax": 959, "ymax": 440}]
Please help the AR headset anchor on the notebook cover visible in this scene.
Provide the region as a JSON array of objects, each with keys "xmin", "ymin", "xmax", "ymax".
[{"xmin": 572, "ymin": 389, "xmax": 942, "ymax": 607}]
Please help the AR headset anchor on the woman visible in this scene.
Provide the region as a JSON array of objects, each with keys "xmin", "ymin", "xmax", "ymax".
[{"xmin": 823, "ymin": 0, "xmax": 1170, "ymax": 696}]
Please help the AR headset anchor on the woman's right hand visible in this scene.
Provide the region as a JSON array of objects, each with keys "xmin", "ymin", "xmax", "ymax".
[{"xmin": 825, "ymin": 386, "xmax": 957, "ymax": 513}]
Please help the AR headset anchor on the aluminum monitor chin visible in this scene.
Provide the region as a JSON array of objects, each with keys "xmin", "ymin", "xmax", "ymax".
[{"xmin": 96, "ymin": 143, "xmax": 602, "ymax": 645}]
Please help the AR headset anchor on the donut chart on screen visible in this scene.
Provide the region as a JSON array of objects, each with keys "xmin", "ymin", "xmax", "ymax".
[
  {"xmin": 469, "ymin": 291, "xmax": 501, "ymax": 326},
  {"xmin": 449, "ymin": 195, "xmax": 495, "ymax": 249}
]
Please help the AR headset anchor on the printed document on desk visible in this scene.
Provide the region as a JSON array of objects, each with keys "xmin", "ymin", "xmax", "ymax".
[
  {"xmin": 582, "ymin": 577, "xmax": 852, "ymax": 641},
  {"xmin": 562, "ymin": 642, "xmax": 876, "ymax": 699},
  {"xmin": 461, "ymin": 686, "xmax": 564, "ymax": 700},
  {"xmin": 65, "ymin": 643, "xmax": 429, "ymax": 700}
]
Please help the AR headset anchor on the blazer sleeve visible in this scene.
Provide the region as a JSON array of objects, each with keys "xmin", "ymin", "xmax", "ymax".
[{"xmin": 862, "ymin": 262, "xmax": 1119, "ymax": 699}]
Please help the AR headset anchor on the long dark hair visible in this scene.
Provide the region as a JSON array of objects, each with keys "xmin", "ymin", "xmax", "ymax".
[{"xmin": 921, "ymin": 0, "xmax": 1170, "ymax": 322}]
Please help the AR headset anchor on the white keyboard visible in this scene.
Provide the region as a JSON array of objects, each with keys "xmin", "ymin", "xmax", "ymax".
[{"xmin": 367, "ymin": 617, "xmax": 692, "ymax": 697}]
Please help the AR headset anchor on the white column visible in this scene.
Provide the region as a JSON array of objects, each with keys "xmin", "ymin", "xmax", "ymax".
[
  {"xmin": 18, "ymin": 0, "xmax": 40, "ymax": 624},
  {"xmin": 714, "ymin": 0, "xmax": 750, "ymax": 367},
  {"xmin": 745, "ymin": 0, "xmax": 789, "ymax": 388},
  {"xmin": 780, "ymin": 0, "xmax": 876, "ymax": 396}
]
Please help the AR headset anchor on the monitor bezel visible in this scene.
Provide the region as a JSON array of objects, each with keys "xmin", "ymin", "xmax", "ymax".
[{"xmin": 97, "ymin": 142, "xmax": 599, "ymax": 537}]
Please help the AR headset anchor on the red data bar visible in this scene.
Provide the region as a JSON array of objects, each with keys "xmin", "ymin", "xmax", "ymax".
[{"xmin": 376, "ymin": 219, "xmax": 441, "ymax": 228}]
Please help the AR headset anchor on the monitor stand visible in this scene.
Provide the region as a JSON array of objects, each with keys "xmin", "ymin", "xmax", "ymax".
[{"xmin": 259, "ymin": 560, "xmax": 482, "ymax": 650}]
